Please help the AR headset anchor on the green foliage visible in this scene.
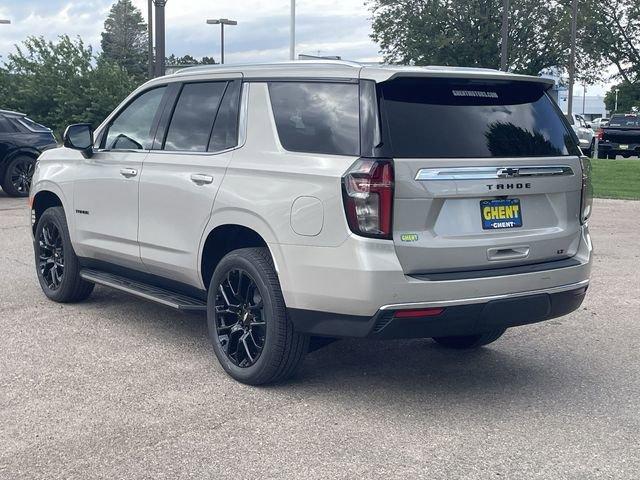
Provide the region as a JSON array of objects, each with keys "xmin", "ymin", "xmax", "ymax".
[
  {"xmin": 581, "ymin": 0, "xmax": 640, "ymax": 84},
  {"xmin": 0, "ymin": 35, "xmax": 139, "ymax": 138},
  {"xmin": 101, "ymin": 0, "xmax": 148, "ymax": 81},
  {"xmin": 604, "ymin": 82, "xmax": 640, "ymax": 113},
  {"xmin": 166, "ymin": 54, "xmax": 218, "ymax": 66},
  {"xmin": 368, "ymin": 0, "xmax": 574, "ymax": 76}
]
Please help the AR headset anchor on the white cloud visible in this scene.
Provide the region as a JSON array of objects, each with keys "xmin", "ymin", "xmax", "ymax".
[{"xmin": 0, "ymin": 0, "xmax": 381, "ymax": 63}]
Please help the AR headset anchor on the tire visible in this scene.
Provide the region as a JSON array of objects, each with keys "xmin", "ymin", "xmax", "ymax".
[
  {"xmin": 2, "ymin": 155, "xmax": 36, "ymax": 197},
  {"xmin": 207, "ymin": 247, "xmax": 309, "ymax": 385},
  {"xmin": 608, "ymin": 153, "xmax": 617, "ymax": 159},
  {"xmin": 34, "ymin": 207, "xmax": 94, "ymax": 303},
  {"xmin": 597, "ymin": 150, "xmax": 607, "ymax": 159},
  {"xmin": 433, "ymin": 329, "xmax": 506, "ymax": 349},
  {"xmin": 584, "ymin": 140, "xmax": 594, "ymax": 158}
]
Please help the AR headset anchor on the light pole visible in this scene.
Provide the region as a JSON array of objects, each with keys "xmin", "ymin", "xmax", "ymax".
[
  {"xmin": 290, "ymin": 0, "xmax": 296, "ymax": 60},
  {"xmin": 582, "ymin": 84, "xmax": 586, "ymax": 115},
  {"xmin": 153, "ymin": 0, "xmax": 167, "ymax": 77},
  {"xmin": 500, "ymin": 0, "xmax": 509, "ymax": 71},
  {"xmin": 206, "ymin": 18, "xmax": 237, "ymax": 64},
  {"xmin": 148, "ymin": 0, "xmax": 154, "ymax": 79},
  {"xmin": 614, "ymin": 89, "xmax": 620, "ymax": 112},
  {"xmin": 567, "ymin": 0, "xmax": 578, "ymax": 116}
]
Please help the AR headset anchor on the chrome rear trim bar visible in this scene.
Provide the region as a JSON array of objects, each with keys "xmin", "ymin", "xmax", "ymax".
[
  {"xmin": 379, "ymin": 279, "xmax": 589, "ymax": 311},
  {"xmin": 415, "ymin": 165, "xmax": 574, "ymax": 181}
]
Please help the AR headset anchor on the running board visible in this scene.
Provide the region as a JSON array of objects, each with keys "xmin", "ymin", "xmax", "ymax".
[{"xmin": 79, "ymin": 268, "xmax": 207, "ymax": 312}]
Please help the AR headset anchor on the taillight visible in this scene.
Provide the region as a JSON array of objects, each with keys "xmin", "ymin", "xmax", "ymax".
[
  {"xmin": 342, "ymin": 158, "xmax": 394, "ymax": 239},
  {"xmin": 580, "ymin": 156, "xmax": 593, "ymax": 224},
  {"xmin": 596, "ymin": 128, "xmax": 604, "ymax": 141}
]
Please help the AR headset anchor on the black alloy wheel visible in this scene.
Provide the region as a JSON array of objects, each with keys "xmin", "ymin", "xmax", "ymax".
[
  {"xmin": 10, "ymin": 157, "xmax": 35, "ymax": 195},
  {"xmin": 38, "ymin": 220, "xmax": 65, "ymax": 290},
  {"xmin": 214, "ymin": 268, "xmax": 267, "ymax": 368},
  {"xmin": 207, "ymin": 247, "xmax": 308, "ymax": 385}
]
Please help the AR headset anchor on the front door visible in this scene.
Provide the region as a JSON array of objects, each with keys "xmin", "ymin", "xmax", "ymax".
[
  {"xmin": 138, "ymin": 78, "xmax": 242, "ymax": 286},
  {"xmin": 73, "ymin": 86, "xmax": 168, "ymax": 269}
]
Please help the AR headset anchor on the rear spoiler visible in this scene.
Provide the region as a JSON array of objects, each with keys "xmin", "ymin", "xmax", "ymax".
[{"xmin": 361, "ymin": 67, "xmax": 555, "ymax": 90}]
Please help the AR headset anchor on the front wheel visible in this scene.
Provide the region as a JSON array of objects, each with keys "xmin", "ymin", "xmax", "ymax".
[
  {"xmin": 207, "ymin": 247, "xmax": 309, "ymax": 385},
  {"xmin": 34, "ymin": 207, "xmax": 94, "ymax": 302},
  {"xmin": 433, "ymin": 329, "xmax": 506, "ymax": 349},
  {"xmin": 2, "ymin": 155, "xmax": 36, "ymax": 197}
]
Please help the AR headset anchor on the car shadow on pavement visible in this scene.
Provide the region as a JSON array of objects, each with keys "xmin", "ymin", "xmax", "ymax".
[{"xmin": 82, "ymin": 287, "xmax": 590, "ymax": 403}]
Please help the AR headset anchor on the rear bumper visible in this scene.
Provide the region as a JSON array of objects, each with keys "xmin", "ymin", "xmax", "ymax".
[
  {"xmin": 288, "ymin": 282, "xmax": 588, "ymax": 338},
  {"xmin": 598, "ymin": 142, "xmax": 640, "ymax": 154},
  {"xmin": 272, "ymin": 224, "xmax": 592, "ymax": 317}
]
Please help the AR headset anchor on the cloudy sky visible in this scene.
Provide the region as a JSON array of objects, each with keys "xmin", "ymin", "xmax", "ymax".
[
  {"xmin": 0, "ymin": 0, "xmax": 381, "ymax": 63},
  {"xmin": 0, "ymin": 0, "xmax": 612, "ymax": 96}
]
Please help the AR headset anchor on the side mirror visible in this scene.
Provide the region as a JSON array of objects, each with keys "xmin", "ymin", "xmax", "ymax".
[
  {"xmin": 586, "ymin": 123, "xmax": 592, "ymax": 129},
  {"xmin": 63, "ymin": 123, "xmax": 94, "ymax": 158}
]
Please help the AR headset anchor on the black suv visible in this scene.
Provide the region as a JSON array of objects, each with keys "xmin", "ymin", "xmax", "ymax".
[{"xmin": 0, "ymin": 109, "xmax": 57, "ymax": 197}]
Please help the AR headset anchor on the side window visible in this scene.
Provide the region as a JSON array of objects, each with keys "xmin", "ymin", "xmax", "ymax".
[
  {"xmin": 268, "ymin": 82, "xmax": 360, "ymax": 156},
  {"xmin": 164, "ymin": 82, "xmax": 226, "ymax": 152},
  {"xmin": 0, "ymin": 117, "xmax": 14, "ymax": 133},
  {"xmin": 209, "ymin": 80, "xmax": 241, "ymax": 152},
  {"xmin": 105, "ymin": 86, "xmax": 166, "ymax": 150}
]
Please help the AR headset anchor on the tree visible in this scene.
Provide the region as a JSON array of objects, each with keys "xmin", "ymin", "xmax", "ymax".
[
  {"xmin": 605, "ymin": 82, "xmax": 640, "ymax": 113},
  {"xmin": 370, "ymin": 0, "xmax": 566, "ymax": 75},
  {"xmin": 165, "ymin": 54, "xmax": 218, "ymax": 66},
  {"xmin": 581, "ymin": 0, "xmax": 639, "ymax": 84},
  {"xmin": 368, "ymin": 0, "xmax": 601, "ymax": 78},
  {"xmin": 0, "ymin": 35, "xmax": 138, "ymax": 138},
  {"xmin": 101, "ymin": 0, "xmax": 148, "ymax": 80}
]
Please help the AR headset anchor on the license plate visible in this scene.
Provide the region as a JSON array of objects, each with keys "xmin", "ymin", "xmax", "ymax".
[
  {"xmin": 480, "ymin": 198, "xmax": 523, "ymax": 230},
  {"xmin": 619, "ymin": 144, "xmax": 629, "ymax": 150}
]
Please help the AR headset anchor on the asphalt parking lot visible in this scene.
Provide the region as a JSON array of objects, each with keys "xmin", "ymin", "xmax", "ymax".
[{"xmin": 1, "ymin": 193, "xmax": 639, "ymax": 479}]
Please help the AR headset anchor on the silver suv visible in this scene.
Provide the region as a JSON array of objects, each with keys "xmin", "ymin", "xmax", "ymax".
[{"xmin": 30, "ymin": 61, "xmax": 593, "ymax": 384}]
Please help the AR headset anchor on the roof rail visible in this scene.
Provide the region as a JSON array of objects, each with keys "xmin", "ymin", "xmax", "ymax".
[{"xmin": 172, "ymin": 59, "xmax": 363, "ymax": 76}]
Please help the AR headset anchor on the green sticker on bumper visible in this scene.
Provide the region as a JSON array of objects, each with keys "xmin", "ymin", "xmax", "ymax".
[{"xmin": 400, "ymin": 233, "xmax": 419, "ymax": 242}]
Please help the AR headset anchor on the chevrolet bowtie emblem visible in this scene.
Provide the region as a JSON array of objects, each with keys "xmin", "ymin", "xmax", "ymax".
[{"xmin": 497, "ymin": 167, "xmax": 520, "ymax": 178}]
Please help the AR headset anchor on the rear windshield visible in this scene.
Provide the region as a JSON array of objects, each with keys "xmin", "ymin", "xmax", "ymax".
[
  {"xmin": 379, "ymin": 77, "xmax": 580, "ymax": 158},
  {"xmin": 609, "ymin": 115, "xmax": 640, "ymax": 127}
]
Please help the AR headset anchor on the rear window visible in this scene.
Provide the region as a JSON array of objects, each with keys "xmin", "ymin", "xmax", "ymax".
[
  {"xmin": 609, "ymin": 115, "xmax": 640, "ymax": 127},
  {"xmin": 379, "ymin": 77, "xmax": 580, "ymax": 158},
  {"xmin": 268, "ymin": 82, "xmax": 360, "ymax": 156}
]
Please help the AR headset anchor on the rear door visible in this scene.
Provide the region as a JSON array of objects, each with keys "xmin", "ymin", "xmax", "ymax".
[
  {"xmin": 378, "ymin": 76, "xmax": 584, "ymax": 275},
  {"xmin": 138, "ymin": 76, "xmax": 242, "ymax": 285}
]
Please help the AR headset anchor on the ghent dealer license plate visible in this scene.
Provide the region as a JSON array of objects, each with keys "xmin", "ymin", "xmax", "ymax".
[{"xmin": 480, "ymin": 198, "xmax": 523, "ymax": 230}]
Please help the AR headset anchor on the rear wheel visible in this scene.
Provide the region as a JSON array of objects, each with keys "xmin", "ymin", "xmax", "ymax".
[
  {"xmin": 34, "ymin": 207, "xmax": 94, "ymax": 302},
  {"xmin": 597, "ymin": 150, "xmax": 607, "ymax": 159},
  {"xmin": 2, "ymin": 155, "xmax": 35, "ymax": 197},
  {"xmin": 433, "ymin": 329, "xmax": 506, "ymax": 349},
  {"xmin": 207, "ymin": 247, "xmax": 308, "ymax": 385}
]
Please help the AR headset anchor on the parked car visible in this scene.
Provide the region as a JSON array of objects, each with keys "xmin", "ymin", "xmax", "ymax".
[
  {"xmin": 596, "ymin": 113, "xmax": 640, "ymax": 159},
  {"xmin": 565, "ymin": 113, "xmax": 595, "ymax": 156},
  {"xmin": 29, "ymin": 61, "xmax": 593, "ymax": 385},
  {"xmin": 589, "ymin": 117, "xmax": 609, "ymax": 130},
  {"xmin": 0, "ymin": 109, "xmax": 57, "ymax": 197}
]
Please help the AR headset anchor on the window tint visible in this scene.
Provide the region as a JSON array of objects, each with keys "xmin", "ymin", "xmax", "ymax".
[
  {"xmin": 0, "ymin": 116, "xmax": 16, "ymax": 133},
  {"xmin": 105, "ymin": 86, "xmax": 166, "ymax": 150},
  {"xmin": 19, "ymin": 117, "xmax": 51, "ymax": 132},
  {"xmin": 268, "ymin": 82, "xmax": 359, "ymax": 156},
  {"xmin": 609, "ymin": 114, "xmax": 640, "ymax": 127},
  {"xmin": 380, "ymin": 78, "xmax": 580, "ymax": 158},
  {"xmin": 164, "ymin": 82, "xmax": 226, "ymax": 152},
  {"xmin": 209, "ymin": 81, "xmax": 241, "ymax": 152}
]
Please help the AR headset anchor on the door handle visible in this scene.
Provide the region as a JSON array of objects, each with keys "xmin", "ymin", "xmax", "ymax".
[
  {"xmin": 120, "ymin": 168, "xmax": 138, "ymax": 178},
  {"xmin": 190, "ymin": 173, "xmax": 214, "ymax": 185}
]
